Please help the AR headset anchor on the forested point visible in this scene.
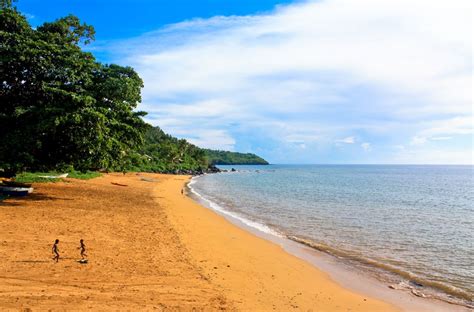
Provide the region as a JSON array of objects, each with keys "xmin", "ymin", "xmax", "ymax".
[
  {"xmin": 204, "ymin": 150, "xmax": 269, "ymax": 165},
  {"xmin": 0, "ymin": 2, "xmax": 267, "ymax": 177}
]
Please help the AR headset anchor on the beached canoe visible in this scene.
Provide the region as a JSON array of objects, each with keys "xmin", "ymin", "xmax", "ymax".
[
  {"xmin": 0, "ymin": 186, "xmax": 33, "ymax": 196},
  {"xmin": 2, "ymin": 181, "xmax": 32, "ymax": 188},
  {"xmin": 38, "ymin": 173, "xmax": 68, "ymax": 179}
]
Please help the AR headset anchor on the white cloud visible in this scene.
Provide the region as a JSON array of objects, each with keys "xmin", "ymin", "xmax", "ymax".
[
  {"xmin": 24, "ymin": 13, "xmax": 35, "ymax": 20},
  {"xmin": 104, "ymin": 0, "xmax": 472, "ymax": 163},
  {"xmin": 392, "ymin": 147, "xmax": 473, "ymax": 165},
  {"xmin": 178, "ymin": 129, "xmax": 236, "ymax": 150},
  {"xmin": 431, "ymin": 136, "xmax": 452, "ymax": 141},
  {"xmin": 361, "ymin": 142, "xmax": 371, "ymax": 151},
  {"xmin": 408, "ymin": 116, "xmax": 472, "ymax": 146},
  {"xmin": 410, "ymin": 136, "xmax": 427, "ymax": 145},
  {"xmin": 284, "ymin": 133, "xmax": 320, "ymax": 144},
  {"xmin": 418, "ymin": 116, "xmax": 473, "ymax": 138},
  {"xmin": 336, "ymin": 136, "xmax": 355, "ymax": 144}
]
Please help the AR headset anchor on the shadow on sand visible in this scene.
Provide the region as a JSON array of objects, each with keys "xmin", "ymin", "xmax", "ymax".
[
  {"xmin": 12, "ymin": 260, "xmax": 51, "ymax": 263},
  {"xmin": 0, "ymin": 192, "xmax": 73, "ymax": 207}
]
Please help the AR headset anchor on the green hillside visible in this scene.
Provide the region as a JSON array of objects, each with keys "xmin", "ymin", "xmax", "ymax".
[
  {"xmin": 132, "ymin": 126, "xmax": 209, "ymax": 173},
  {"xmin": 204, "ymin": 149, "xmax": 269, "ymax": 165},
  {"xmin": 132, "ymin": 128, "xmax": 269, "ymax": 172}
]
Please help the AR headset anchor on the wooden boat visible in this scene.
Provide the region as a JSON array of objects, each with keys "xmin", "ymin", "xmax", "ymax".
[
  {"xmin": 38, "ymin": 173, "xmax": 68, "ymax": 179},
  {"xmin": 0, "ymin": 186, "xmax": 33, "ymax": 196},
  {"xmin": 2, "ymin": 181, "xmax": 32, "ymax": 188}
]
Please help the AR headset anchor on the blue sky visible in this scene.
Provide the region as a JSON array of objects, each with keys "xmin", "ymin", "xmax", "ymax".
[
  {"xmin": 18, "ymin": 0, "xmax": 295, "ymax": 39},
  {"xmin": 18, "ymin": 0, "xmax": 473, "ymax": 164}
]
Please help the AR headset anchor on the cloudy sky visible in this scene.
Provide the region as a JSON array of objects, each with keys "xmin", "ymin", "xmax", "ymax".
[{"xmin": 21, "ymin": 0, "xmax": 473, "ymax": 164}]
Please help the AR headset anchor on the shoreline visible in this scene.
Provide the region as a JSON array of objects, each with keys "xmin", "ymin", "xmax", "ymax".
[
  {"xmin": 186, "ymin": 174, "xmax": 471, "ymax": 311},
  {"xmin": 0, "ymin": 173, "xmax": 469, "ymax": 310},
  {"xmin": 160, "ymin": 175, "xmax": 398, "ymax": 311}
]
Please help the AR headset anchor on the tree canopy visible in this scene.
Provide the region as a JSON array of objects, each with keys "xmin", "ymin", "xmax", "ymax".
[
  {"xmin": 0, "ymin": 3, "xmax": 147, "ymax": 174},
  {"xmin": 204, "ymin": 149, "xmax": 269, "ymax": 165},
  {"xmin": 136, "ymin": 126, "xmax": 208, "ymax": 173}
]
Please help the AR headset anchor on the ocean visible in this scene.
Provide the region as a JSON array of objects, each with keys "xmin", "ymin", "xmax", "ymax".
[{"xmin": 189, "ymin": 165, "xmax": 473, "ymax": 306}]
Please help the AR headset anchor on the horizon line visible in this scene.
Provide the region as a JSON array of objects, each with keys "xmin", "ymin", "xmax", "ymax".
[{"xmin": 217, "ymin": 163, "xmax": 473, "ymax": 166}]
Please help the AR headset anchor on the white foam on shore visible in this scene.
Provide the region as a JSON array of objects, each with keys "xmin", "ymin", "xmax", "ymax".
[
  {"xmin": 188, "ymin": 176, "xmax": 283, "ymax": 237},
  {"xmin": 187, "ymin": 175, "xmax": 472, "ymax": 311}
]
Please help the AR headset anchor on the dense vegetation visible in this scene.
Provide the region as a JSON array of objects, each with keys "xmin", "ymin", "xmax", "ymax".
[
  {"xmin": 204, "ymin": 149, "xmax": 269, "ymax": 165},
  {"xmin": 130, "ymin": 127, "xmax": 209, "ymax": 173},
  {"xmin": 0, "ymin": 1, "xmax": 147, "ymax": 175},
  {"xmin": 124, "ymin": 127, "xmax": 268, "ymax": 172},
  {"xmin": 0, "ymin": 2, "xmax": 267, "ymax": 177}
]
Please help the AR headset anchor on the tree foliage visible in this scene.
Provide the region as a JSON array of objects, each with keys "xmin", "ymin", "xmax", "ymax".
[
  {"xmin": 0, "ymin": 4, "xmax": 147, "ymax": 174},
  {"xmin": 204, "ymin": 149, "xmax": 269, "ymax": 165},
  {"xmin": 133, "ymin": 127, "xmax": 208, "ymax": 172}
]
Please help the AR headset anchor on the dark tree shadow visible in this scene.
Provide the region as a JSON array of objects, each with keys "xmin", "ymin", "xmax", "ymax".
[{"xmin": 0, "ymin": 192, "xmax": 73, "ymax": 207}]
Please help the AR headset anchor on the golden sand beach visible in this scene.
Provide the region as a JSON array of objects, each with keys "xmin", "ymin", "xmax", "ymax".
[{"xmin": 0, "ymin": 173, "xmax": 445, "ymax": 310}]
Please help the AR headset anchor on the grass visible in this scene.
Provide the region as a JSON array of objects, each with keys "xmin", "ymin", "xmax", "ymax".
[
  {"xmin": 14, "ymin": 171, "xmax": 101, "ymax": 183},
  {"xmin": 67, "ymin": 171, "xmax": 101, "ymax": 180}
]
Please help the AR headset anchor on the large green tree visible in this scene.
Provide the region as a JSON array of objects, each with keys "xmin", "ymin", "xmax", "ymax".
[{"xmin": 0, "ymin": 3, "xmax": 147, "ymax": 174}]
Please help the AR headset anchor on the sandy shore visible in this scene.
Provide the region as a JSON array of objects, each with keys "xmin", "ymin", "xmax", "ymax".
[{"xmin": 0, "ymin": 173, "xmax": 437, "ymax": 310}]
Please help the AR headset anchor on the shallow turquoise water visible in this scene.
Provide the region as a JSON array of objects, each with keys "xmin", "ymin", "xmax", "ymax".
[{"xmin": 191, "ymin": 165, "xmax": 473, "ymax": 303}]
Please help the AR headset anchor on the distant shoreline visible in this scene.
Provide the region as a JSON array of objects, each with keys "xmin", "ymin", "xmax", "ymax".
[{"xmin": 213, "ymin": 163, "xmax": 270, "ymax": 166}]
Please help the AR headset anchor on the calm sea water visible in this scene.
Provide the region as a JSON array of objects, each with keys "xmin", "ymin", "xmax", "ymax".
[{"xmin": 190, "ymin": 165, "xmax": 473, "ymax": 305}]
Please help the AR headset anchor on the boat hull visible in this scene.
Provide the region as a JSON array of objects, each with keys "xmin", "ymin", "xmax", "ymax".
[{"xmin": 0, "ymin": 186, "xmax": 33, "ymax": 196}]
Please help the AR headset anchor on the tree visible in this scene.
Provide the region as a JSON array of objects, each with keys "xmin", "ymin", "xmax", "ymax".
[
  {"xmin": 203, "ymin": 149, "xmax": 269, "ymax": 165},
  {"xmin": 0, "ymin": 4, "xmax": 147, "ymax": 174},
  {"xmin": 137, "ymin": 126, "xmax": 208, "ymax": 172},
  {"xmin": 0, "ymin": 0, "xmax": 16, "ymax": 9}
]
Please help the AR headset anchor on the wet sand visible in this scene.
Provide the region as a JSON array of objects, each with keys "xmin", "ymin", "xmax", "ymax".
[{"xmin": 0, "ymin": 173, "xmax": 400, "ymax": 310}]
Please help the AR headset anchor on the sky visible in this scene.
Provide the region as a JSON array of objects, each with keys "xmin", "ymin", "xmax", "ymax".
[{"xmin": 18, "ymin": 0, "xmax": 473, "ymax": 164}]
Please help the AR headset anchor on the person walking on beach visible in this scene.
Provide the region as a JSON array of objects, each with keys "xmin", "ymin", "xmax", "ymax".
[
  {"xmin": 78, "ymin": 239, "xmax": 87, "ymax": 260},
  {"xmin": 52, "ymin": 239, "xmax": 60, "ymax": 262}
]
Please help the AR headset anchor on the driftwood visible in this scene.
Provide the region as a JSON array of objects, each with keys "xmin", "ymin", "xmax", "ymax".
[{"xmin": 140, "ymin": 177, "xmax": 158, "ymax": 182}]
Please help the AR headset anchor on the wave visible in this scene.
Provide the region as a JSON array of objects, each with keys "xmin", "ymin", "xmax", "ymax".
[
  {"xmin": 288, "ymin": 235, "xmax": 473, "ymax": 307},
  {"xmin": 188, "ymin": 177, "xmax": 283, "ymax": 238},
  {"xmin": 188, "ymin": 175, "xmax": 473, "ymax": 308}
]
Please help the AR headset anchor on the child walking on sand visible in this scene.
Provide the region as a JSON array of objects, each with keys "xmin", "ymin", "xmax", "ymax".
[
  {"xmin": 52, "ymin": 239, "xmax": 60, "ymax": 262},
  {"xmin": 78, "ymin": 239, "xmax": 87, "ymax": 260}
]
